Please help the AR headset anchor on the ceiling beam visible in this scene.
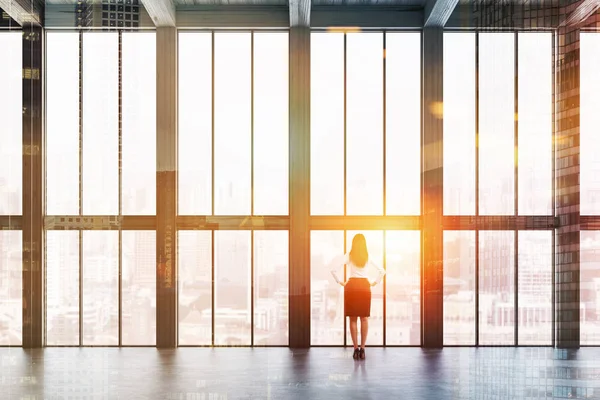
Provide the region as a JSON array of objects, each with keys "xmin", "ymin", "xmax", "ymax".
[
  {"xmin": 0, "ymin": 0, "xmax": 43, "ymax": 26},
  {"xmin": 141, "ymin": 0, "xmax": 175, "ymax": 27},
  {"xmin": 562, "ymin": 0, "xmax": 600, "ymax": 27},
  {"xmin": 289, "ymin": 0, "xmax": 310, "ymax": 27},
  {"xmin": 424, "ymin": 0, "xmax": 458, "ymax": 27}
]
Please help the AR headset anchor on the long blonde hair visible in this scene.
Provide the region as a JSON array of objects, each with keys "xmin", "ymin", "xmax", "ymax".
[{"xmin": 349, "ymin": 234, "xmax": 368, "ymax": 268}]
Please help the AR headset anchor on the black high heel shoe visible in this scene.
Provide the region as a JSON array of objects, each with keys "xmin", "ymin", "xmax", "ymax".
[
  {"xmin": 359, "ymin": 348, "xmax": 365, "ymax": 360},
  {"xmin": 353, "ymin": 348, "xmax": 360, "ymax": 360}
]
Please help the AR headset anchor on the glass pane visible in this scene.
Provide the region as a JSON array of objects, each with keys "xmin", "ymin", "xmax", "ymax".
[
  {"xmin": 479, "ymin": 33, "xmax": 515, "ymax": 215},
  {"xmin": 253, "ymin": 231, "xmax": 288, "ymax": 345},
  {"xmin": 310, "ymin": 230, "xmax": 344, "ymax": 345},
  {"xmin": 386, "ymin": 32, "xmax": 421, "ymax": 216},
  {"xmin": 518, "ymin": 33, "xmax": 552, "ymax": 216},
  {"xmin": 581, "ymin": 33, "xmax": 600, "ymax": 215},
  {"xmin": 385, "ymin": 231, "xmax": 420, "ymax": 345},
  {"xmin": 83, "ymin": 33, "xmax": 119, "ymax": 215},
  {"xmin": 215, "ymin": 230, "xmax": 251, "ymax": 345},
  {"xmin": 0, "ymin": 231, "xmax": 22, "ymax": 345},
  {"xmin": 178, "ymin": 32, "xmax": 212, "ymax": 216},
  {"xmin": 443, "ymin": 231, "xmax": 475, "ymax": 345},
  {"xmin": 345, "ymin": 231, "xmax": 383, "ymax": 345},
  {"xmin": 253, "ymin": 32, "xmax": 289, "ymax": 216},
  {"xmin": 46, "ymin": 32, "xmax": 80, "ymax": 215},
  {"xmin": 311, "ymin": 33, "xmax": 344, "ymax": 215},
  {"xmin": 214, "ymin": 33, "xmax": 251, "ymax": 215},
  {"xmin": 178, "ymin": 231, "xmax": 212, "ymax": 346},
  {"xmin": 122, "ymin": 231, "xmax": 156, "ymax": 345},
  {"xmin": 46, "ymin": 231, "xmax": 79, "ymax": 346},
  {"xmin": 581, "ymin": 231, "xmax": 600, "ymax": 344},
  {"xmin": 443, "ymin": 33, "xmax": 476, "ymax": 215},
  {"xmin": 346, "ymin": 33, "xmax": 383, "ymax": 215},
  {"xmin": 0, "ymin": 33, "xmax": 22, "ymax": 215},
  {"xmin": 82, "ymin": 231, "xmax": 118, "ymax": 345},
  {"xmin": 479, "ymin": 230, "xmax": 515, "ymax": 345},
  {"xmin": 122, "ymin": 32, "xmax": 156, "ymax": 215},
  {"xmin": 518, "ymin": 231, "xmax": 552, "ymax": 345}
]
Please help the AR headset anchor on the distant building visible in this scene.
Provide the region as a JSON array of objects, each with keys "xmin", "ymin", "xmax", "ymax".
[
  {"xmin": 0, "ymin": 7, "xmax": 17, "ymax": 28},
  {"xmin": 101, "ymin": 0, "xmax": 141, "ymax": 29},
  {"xmin": 75, "ymin": 0, "xmax": 150, "ymax": 29},
  {"xmin": 76, "ymin": 0, "xmax": 94, "ymax": 28}
]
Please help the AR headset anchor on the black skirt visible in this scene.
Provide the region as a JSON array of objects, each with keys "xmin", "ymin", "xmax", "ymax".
[{"xmin": 344, "ymin": 278, "xmax": 371, "ymax": 317}]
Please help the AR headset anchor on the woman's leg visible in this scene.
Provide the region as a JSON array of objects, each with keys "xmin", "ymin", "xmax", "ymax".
[
  {"xmin": 349, "ymin": 316, "xmax": 359, "ymax": 349},
  {"xmin": 360, "ymin": 317, "xmax": 369, "ymax": 348}
]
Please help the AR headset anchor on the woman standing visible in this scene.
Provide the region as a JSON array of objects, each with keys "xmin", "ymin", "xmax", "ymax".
[{"xmin": 329, "ymin": 233, "xmax": 385, "ymax": 360}]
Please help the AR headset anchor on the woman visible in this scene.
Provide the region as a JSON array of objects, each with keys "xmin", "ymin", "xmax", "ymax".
[{"xmin": 329, "ymin": 234, "xmax": 385, "ymax": 360}]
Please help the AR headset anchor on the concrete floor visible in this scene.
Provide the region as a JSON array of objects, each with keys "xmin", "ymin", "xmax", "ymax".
[{"xmin": 1, "ymin": 347, "xmax": 599, "ymax": 399}]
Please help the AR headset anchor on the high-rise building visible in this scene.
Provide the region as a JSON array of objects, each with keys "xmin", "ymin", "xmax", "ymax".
[
  {"xmin": 74, "ymin": 0, "xmax": 144, "ymax": 29},
  {"xmin": 0, "ymin": 7, "xmax": 17, "ymax": 27},
  {"xmin": 101, "ymin": 0, "xmax": 141, "ymax": 29},
  {"xmin": 76, "ymin": 0, "xmax": 94, "ymax": 28}
]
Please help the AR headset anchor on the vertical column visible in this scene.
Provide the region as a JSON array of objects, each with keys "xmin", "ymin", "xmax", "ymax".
[
  {"xmin": 22, "ymin": 24, "xmax": 44, "ymax": 348},
  {"xmin": 156, "ymin": 27, "xmax": 177, "ymax": 348},
  {"xmin": 421, "ymin": 27, "xmax": 444, "ymax": 348},
  {"xmin": 289, "ymin": 26, "xmax": 311, "ymax": 348},
  {"xmin": 555, "ymin": 17, "xmax": 580, "ymax": 348}
]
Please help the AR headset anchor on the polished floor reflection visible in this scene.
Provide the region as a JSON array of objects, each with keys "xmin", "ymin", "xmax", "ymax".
[{"xmin": 0, "ymin": 347, "xmax": 598, "ymax": 399}]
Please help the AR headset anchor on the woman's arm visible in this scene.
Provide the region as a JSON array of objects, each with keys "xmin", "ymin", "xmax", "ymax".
[
  {"xmin": 329, "ymin": 254, "xmax": 348, "ymax": 286},
  {"xmin": 369, "ymin": 260, "xmax": 386, "ymax": 286}
]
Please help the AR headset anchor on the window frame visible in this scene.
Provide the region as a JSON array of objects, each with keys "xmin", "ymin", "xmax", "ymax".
[
  {"xmin": 13, "ymin": 27, "xmax": 565, "ymax": 348},
  {"xmin": 441, "ymin": 29, "xmax": 557, "ymax": 347}
]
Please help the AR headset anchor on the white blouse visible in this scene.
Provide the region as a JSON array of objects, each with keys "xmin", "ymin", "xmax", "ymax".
[{"xmin": 329, "ymin": 253, "xmax": 386, "ymax": 286}]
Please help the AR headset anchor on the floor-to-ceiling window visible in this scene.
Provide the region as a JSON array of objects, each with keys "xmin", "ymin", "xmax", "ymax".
[
  {"xmin": 0, "ymin": 32, "xmax": 23, "ymax": 346},
  {"xmin": 443, "ymin": 31, "xmax": 554, "ymax": 346},
  {"xmin": 33, "ymin": 27, "xmax": 569, "ymax": 348},
  {"xmin": 580, "ymin": 32, "xmax": 600, "ymax": 345},
  {"xmin": 45, "ymin": 29, "xmax": 289, "ymax": 348},
  {"xmin": 310, "ymin": 31, "xmax": 421, "ymax": 346},
  {"xmin": 45, "ymin": 31, "xmax": 157, "ymax": 346},
  {"xmin": 178, "ymin": 31, "xmax": 289, "ymax": 346}
]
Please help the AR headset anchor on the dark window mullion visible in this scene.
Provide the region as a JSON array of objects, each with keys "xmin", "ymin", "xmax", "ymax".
[
  {"xmin": 475, "ymin": 31, "xmax": 480, "ymax": 347},
  {"xmin": 383, "ymin": 229, "xmax": 387, "ymax": 346},
  {"xmin": 343, "ymin": 31, "xmax": 347, "ymax": 347},
  {"xmin": 79, "ymin": 232, "xmax": 83, "ymax": 346},
  {"xmin": 551, "ymin": 30, "xmax": 557, "ymax": 347},
  {"xmin": 43, "ymin": 30, "xmax": 48, "ymax": 344},
  {"xmin": 251, "ymin": 231, "xmax": 255, "ymax": 346},
  {"xmin": 475, "ymin": 230, "xmax": 479, "ymax": 346},
  {"xmin": 118, "ymin": 30, "xmax": 123, "ymax": 347},
  {"xmin": 211, "ymin": 31, "xmax": 215, "ymax": 347},
  {"xmin": 514, "ymin": 32, "xmax": 519, "ymax": 346},
  {"xmin": 419, "ymin": 30, "xmax": 424, "ymax": 346},
  {"xmin": 343, "ymin": 230, "xmax": 347, "ymax": 347},
  {"xmin": 382, "ymin": 31, "xmax": 387, "ymax": 347},
  {"xmin": 250, "ymin": 31, "xmax": 255, "ymax": 346},
  {"xmin": 211, "ymin": 230, "xmax": 215, "ymax": 347},
  {"xmin": 79, "ymin": 30, "xmax": 84, "ymax": 347},
  {"xmin": 251, "ymin": 30, "xmax": 255, "ymax": 216}
]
